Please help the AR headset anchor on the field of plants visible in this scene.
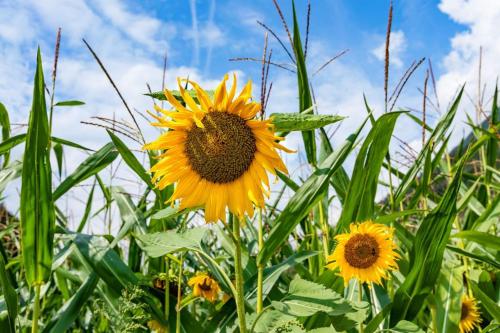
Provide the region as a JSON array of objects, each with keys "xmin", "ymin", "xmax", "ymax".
[{"xmin": 0, "ymin": 1, "xmax": 498, "ymax": 333}]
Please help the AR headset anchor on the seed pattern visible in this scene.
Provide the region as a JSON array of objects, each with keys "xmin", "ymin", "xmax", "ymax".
[
  {"xmin": 344, "ymin": 234, "xmax": 380, "ymax": 268},
  {"xmin": 185, "ymin": 112, "xmax": 257, "ymax": 183}
]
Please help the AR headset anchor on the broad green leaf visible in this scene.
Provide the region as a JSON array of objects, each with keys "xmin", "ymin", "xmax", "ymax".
[
  {"xmin": 257, "ymin": 117, "xmax": 367, "ymax": 266},
  {"xmin": 0, "ymin": 255, "xmax": 17, "ymax": 332},
  {"xmin": 273, "ymin": 277, "xmax": 352, "ymax": 317},
  {"xmin": 248, "ymin": 310, "xmax": 295, "ymax": 333},
  {"xmin": 390, "ymin": 150, "xmax": 467, "ymax": 325},
  {"xmin": 336, "ymin": 111, "xmax": 404, "ymax": 232},
  {"xmin": 53, "ymin": 142, "xmax": 118, "ymax": 200},
  {"xmin": 134, "ymin": 228, "xmax": 207, "ymax": 257},
  {"xmin": 20, "ymin": 48, "xmax": 56, "ymax": 285},
  {"xmin": 391, "ymin": 321, "xmax": 425, "ymax": 332},
  {"xmin": 54, "ymin": 100, "xmax": 85, "ymax": 106},
  {"xmin": 435, "ymin": 262, "xmax": 463, "ymax": 333},
  {"xmin": 452, "ymin": 230, "xmax": 500, "ymax": 251},
  {"xmin": 270, "ymin": 113, "xmax": 344, "ymax": 132},
  {"xmin": 447, "ymin": 245, "xmax": 500, "ymax": 270}
]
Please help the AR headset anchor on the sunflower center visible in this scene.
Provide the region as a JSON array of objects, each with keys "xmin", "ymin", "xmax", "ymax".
[
  {"xmin": 461, "ymin": 303, "xmax": 469, "ymax": 320},
  {"xmin": 199, "ymin": 279, "xmax": 212, "ymax": 291},
  {"xmin": 344, "ymin": 234, "xmax": 380, "ymax": 269},
  {"xmin": 185, "ymin": 112, "xmax": 257, "ymax": 183}
]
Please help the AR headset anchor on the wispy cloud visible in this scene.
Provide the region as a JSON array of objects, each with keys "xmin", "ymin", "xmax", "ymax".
[{"xmin": 371, "ymin": 30, "xmax": 407, "ymax": 68}]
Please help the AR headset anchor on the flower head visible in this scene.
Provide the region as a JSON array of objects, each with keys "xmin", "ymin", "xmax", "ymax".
[
  {"xmin": 188, "ymin": 272, "xmax": 221, "ymax": 302},
  {"xmin": 144, "ymin": 74, "xmax": 291, "ymax": 222},
  {"xmin": 326, "ymin": 221, "xmax": 400, "ymax": 285},
  {"xmin": 459, "ymin": 295, "xmax": 481, "ymax": 333}
]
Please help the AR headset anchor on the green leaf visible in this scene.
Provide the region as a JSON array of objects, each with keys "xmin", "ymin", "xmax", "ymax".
[
  {"xmin": 470, "ymin": 281, "xmax": 500, "ymax": 322},
  {"xmin": 53, "ymin": 142, "xmax": 118, "ymax": 200},
  {"xmin": 435, "ymin": 262, "xmax": 463, "ymax": 333},
  {"xmin": 447, "ymin": 245, "xmax": 500, "ymax": 270},
  {"xmin": 390, "ymin": 149, "xmax": 468, "ymax": 325},
  {"xmin": 134, "ymin": 228, "xmax": 207, "ymax": 257},
  {"xmin": 292, "ymin": 1, "xmax": 316, "ymax": 165},
  {"xmin": 20, "ymin": 48, "xmax": 56, "ymax": 285},
  {"xmin": 110, "ymin": 186, "xmax": 147, "ymax": 248},
  {"xmin": 273, "ymin": 277, "xmax": 352, "ymax": 317},
  {"xmin": 54, "ymin": 100, "xmax": 85, "ymax": 106},
  {"xmin": 107, "ymin": 130, "xmax": 152, "ymax": 188},
  {"xmin": 0, "ymin": 134, "xmax": 27, "ymax": 155},
  {"xmin": 452, "ymin": 230, "xmax": 500, "ymax": 251},
  {"xmin": 145, "ymin": 89, "xmax": 214, "ymax": 103},
  {"xmin": 270, "ymin": 113, "xmax": 344, "ymax": 132},
  {"xmin": 391, "ymin": 320, "xmax": 425, "ymax": 332},
  {"xmin": 0, "ymin": 102, "xmax": 11, "ymax": 167},
  {"xmin": 257, "ymin": 117, "xmax": 367, "ymax": 266},
  {"xmin": 53, "ymin": 142, "xmax": 63, "ymax": 177},
  {"xmin": 393, "ymin": 86, "xmax": 464, "ymax": 205},
  {"xmin": 0, "ymin": 254, "xmax": 17, "ymax": 333},
  {"xmin": 336, "ymin": 111, "xmax": 404, "ymax": 232},
  {"xmin": 246, "ymin": 251, "xmax": 318, "ymax": 305},
  {"xmin": 44, "ymin": 273, "xmax": 99, "ymax": 333}
]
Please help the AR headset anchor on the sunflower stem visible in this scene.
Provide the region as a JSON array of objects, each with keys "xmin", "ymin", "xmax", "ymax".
[
  {"xmin": 257, "ymin": 209, "xmax": 264, "ymax": 314},
  {"xmin": 32, "ymin": 283, "xmax": 41, "ymax": 333},
  {"xmin": 164, "ymin": 257, "xmax": 170, "ymax": 332},
  {"xmin": 176, "ymin": 254, "xmax": 183, "ymax": 333},
  {"xmin": 358, "ymin": 280, "xmax": 364, "ymax": 333},
  {"xmin": 233, "ymin": 215, "xmax": 248, "ymax": 333},
  {"xmin": 318, "ymin": 201, "xmax": 329, "ymax": 264}
]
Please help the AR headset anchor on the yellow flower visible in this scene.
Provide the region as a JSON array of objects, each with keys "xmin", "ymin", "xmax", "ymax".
[
  {"xmin": 326, "ymin": 221, "xmax": 400, "ymax": 285},
  {"xmin": 144, "ymin": 74, "xmax": 291, "ymax": 223},
  {"xmin": 188, "ymin": 272, "xmax": 221, "ymax": 302},
  {"xmin": 459, "ymin": 295, "xmax": 481, "ymax": 333}
]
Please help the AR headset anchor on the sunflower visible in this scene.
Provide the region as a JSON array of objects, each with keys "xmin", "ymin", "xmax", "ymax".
[
  {"xmin": 144, "ymin": 74, "xmax": 291, "ymax": 223},
  {"xmin": 326, "ymin": 221, "xmax": 400, "ymax": 285},
  {"xmin": 188, "ymin": 272, "xmax": 221, "ymax": 302},
  {"xmin": 459, "ymin": 295, "xmax": 481, "ymax": 333}
]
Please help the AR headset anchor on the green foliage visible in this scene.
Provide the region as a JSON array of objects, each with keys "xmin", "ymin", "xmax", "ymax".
[{"xmin": 0, "ymin": 4, "xmax": 498, "ymax": 333}]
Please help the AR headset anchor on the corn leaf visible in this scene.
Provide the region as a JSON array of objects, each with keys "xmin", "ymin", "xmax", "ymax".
[{"xmin": 20, "ymin": 48, "xmax": 56, "ymax": 286}]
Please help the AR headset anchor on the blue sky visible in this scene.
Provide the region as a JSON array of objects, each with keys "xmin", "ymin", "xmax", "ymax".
[{"xmin": 0, "ymin": 0, "xmax": 498, "ymax": 228}]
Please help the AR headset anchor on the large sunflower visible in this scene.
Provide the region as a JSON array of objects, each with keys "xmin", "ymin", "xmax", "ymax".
[
  {"xmin": 144, "ymin": 74, "xmax": 290, "ymax": 222},
  {"xmin": 326, "ymin": 221, "xmax": 400, "ymax": 285},
  {"xmin": 459, "ymin": 295, "xmax": 481, "ymax": 333},
  {"xmin": 188, "ymin": 272, "xmax": 221, "ymax": 303}
]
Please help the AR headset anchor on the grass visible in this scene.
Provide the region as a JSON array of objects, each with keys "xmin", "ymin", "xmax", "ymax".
[{"xmin": 0, "ymin": 1, "xmax": 498, "ymax": 333}]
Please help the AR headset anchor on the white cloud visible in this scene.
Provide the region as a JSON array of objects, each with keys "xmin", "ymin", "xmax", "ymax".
[
  {"xmin": 437, "ymin": 0, "xmax": 500, "ymax": 106},
  {"xmin": 372, "ymin": 30, "xmax": 407, "ymax": 68}
]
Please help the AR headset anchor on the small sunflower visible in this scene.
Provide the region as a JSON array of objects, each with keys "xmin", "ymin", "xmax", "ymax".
[
  {"xmin": 326, "ymin": 221, "xmax": 400, "ymax": 285},
  {"xmin": 144, "ymin": 74, "xmax": 291, "ymax": 222},
  {"xmin": 459, "ymin": 295, "xmax": 481, "ymax": 333},
  {"xmin": 188, "ymin": 272, "xmax": 221, "ymax": 302}
]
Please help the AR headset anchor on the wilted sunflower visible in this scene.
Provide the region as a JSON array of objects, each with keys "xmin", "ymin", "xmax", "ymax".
[
  {"xmin": 144, "ymin": 74, "xmax": 291, "ymax": 222},
  {"xmin": 326, "ymin": 221, "xmax": 400, "ymax": 285},
  {"xmin": 188, "ymin": 272, "xmax": 221, "ymax": 302},
  {"xmin": 459, "ymin": 295, "xmax": 481, "ymax": 333}
]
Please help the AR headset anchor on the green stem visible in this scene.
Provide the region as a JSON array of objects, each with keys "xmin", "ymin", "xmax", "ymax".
[
  {"xmin": 233, "ymin": 216, "xmax": 248, "ymax": 333},
  {"xmin": 318, "ymin": 202, "xmax": 329, "ymax": 262},
  {"xmin": 32, "ymin": 283, "xmax": 41, "ymax": 333},
  {"xmin": 250, "ymin": 305, "xmax": 272, "ymax": 333},
  {"xmin": 164, "ymin": 257, "xmax": 170, "ymax": 332},
  {"xmin": 176, "ymin": 255, "xmax": 183, "ymax": 333},
  {"xmin": 257, "ymin": 209, "xmax": 264, "ymax": 314},
  {"xmin": 358, "ymin": 280, "xmax": 364, "ymax": 333}
]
